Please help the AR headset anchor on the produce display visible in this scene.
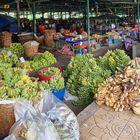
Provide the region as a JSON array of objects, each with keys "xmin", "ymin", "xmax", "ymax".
[
  {"xmin": 0, "ymin": 67, "xmax": 39, "ymax": 100},
  {"xmin": 97, "ymin": 49, "xmax": 131, "ymax": 73},
  {"xmin": 96, "ymin": 65, "xmax": 140, "ymax": 111},
  {"xmin": 65, "ymin": 54, "xmax": 111, "ymax": 105},
  {"xmin": 65, "ymin": 50, "xmax": 130, "ymax": 105},
  {"xmin": 31, "ymin": 51, "xmax": 57, "ymax": 70},
  {"xmin": 5, "ymin": 43, "xmax": 24, "ymax": 56},
  {"xmin": 0, "ymin": 50, "xmax": 19, "ymax": 65},
  {"xmin": 39, "ymin": 76, "xmax": 65, "ymax": 91},
  {"xmin": 16, "ymin": 61, "xmax": 32, "ymax": 72}
]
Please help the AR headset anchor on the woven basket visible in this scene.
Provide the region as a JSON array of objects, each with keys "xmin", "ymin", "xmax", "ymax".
[
  {"xmin": 44, "ymin": 29, "xmax": 56, "ymax": 47},
  {"xmin": 23, "ymin": 41, "xmax": 39, "ymax": 57},
  {"xmin": 0, "ymin": 104, "xmax": 15, "ymax": 136},
  {"xmin": 0, "ymin": 32, "xmax": 12, "ymax": 48}
]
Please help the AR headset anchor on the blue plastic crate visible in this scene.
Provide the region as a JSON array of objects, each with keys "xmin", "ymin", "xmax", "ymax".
[{"xmin": 52, "ymin": 87, "xmax": 66, "ymax": 101}]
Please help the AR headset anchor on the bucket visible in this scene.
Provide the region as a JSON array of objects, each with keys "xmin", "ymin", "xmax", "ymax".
[
  {"xmin": 52, "ymin": 87, "xmax": 66, "ymax": 101},
  {"xmin": 38, "ymin": 66, "xmax": 62, "ymax": 81},
  {"xmin": 23, "ymin": 41, "xmax": 39, "ymax": 57}
]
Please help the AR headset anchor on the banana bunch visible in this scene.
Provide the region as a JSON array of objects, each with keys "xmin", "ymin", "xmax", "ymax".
[
  {"xmin": 0, "ymin": 50, "xmax": 19, "ymax": 65},
  {"xmin": 39, "ymin": 76, "xmax": 65, "ymax": 91},
  {"xmin": 5, "ymin": 43, "xmax": 24, "ymax": 56},
  {"xmin": 132, "ymin": 103, "xmax": 140, "ymax": 115},
  {"xmin": 128, "ymin": 58, "xmax": 140, "ymax": 69},
  {"xmin": 15, "ymin": 75, "xmax": 32, "ymax": 87},
  {"xmin": 31, "ymin": 51, "xmax": 57, "ymax": 70},
  {"xmin": 16, "ymin": 61, "xmax": 32, "ymax": 72},
  {"xmin": 96, "ymin": 66, "xmax": 140, "ymax": 112}
]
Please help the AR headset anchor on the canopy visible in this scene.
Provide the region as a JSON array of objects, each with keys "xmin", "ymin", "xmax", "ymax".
[
  {"xmin": 92, "ymin": 14, "xmax": 121, "ymax": 20},
  {"xmin": 0, "ymin": 14, "xmax": 16, "ymax": 28}
]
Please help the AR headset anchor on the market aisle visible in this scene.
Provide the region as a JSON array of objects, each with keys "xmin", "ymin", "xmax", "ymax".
[{"xmin": 78, "ymin": 102, "xmax": 140, "ymax": 140}]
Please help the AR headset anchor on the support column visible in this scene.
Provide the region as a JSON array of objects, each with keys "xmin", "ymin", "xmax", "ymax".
[
  {"xmin": 16, "ymin": 0, "xmax": 20, "ymax": 34},
  {"xmin": 86, "ymin": 0, "xmax": 91, "ymax": 52},
  {"xmin": 32, "ymin": 3, "xmax": 36, "ymax": 38},
  {"xmin": 137, "ymin": 0, "xmax": 140, "ymax": 42}
]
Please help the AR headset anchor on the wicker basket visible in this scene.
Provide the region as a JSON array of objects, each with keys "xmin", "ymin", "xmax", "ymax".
[
  {"xmin": 0, "ymin": 32, "xmax": 12, "ymax": 48},
  {"xmin": 23, "ymin": 41, "xmax": 39, "ymax": 57},
  {"xmin": 0, "ymin": 104, "xmax": 15, "ymax": 136},
  {"xmin": 44, "ymin": 29, "xmax": 56, "ymax": 47}
]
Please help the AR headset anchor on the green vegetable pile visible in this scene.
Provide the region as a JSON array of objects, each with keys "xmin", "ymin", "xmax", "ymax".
[
  {"xmin": 65, "ymin": 49, "xmax": 130, "ymax": 105},
  {"xmin": 43, "ymin": 67, "xmax": 60, "ymax": 76},
  {"xmin": 31, "ymin": 51, "xmax": 57, "ymax": 70}
]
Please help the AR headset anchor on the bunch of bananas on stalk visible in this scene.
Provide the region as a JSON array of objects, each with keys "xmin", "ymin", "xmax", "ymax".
[
  {"xmin": 5, "ymin": 43, "xmax": 24, "ymax": 56},
  {"xmin": 0, "ymin": 50, "xmax": 19, "ymax": 65},
  {"xmin": 39, "ymin": 76, "xmax": 65, "ymax": 91},
  {"xmin": 16, "ymin": 61, "xmax": 32, "ymax": 72}
]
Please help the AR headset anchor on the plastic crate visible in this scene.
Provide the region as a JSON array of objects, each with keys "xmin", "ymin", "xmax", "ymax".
[{"xmin": 52, "ymin": 87, "xmax": 66, "ymax": 101}]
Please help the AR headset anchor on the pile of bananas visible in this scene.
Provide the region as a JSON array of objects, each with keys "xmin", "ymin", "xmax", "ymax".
[
  {"xmin": 0, "ymin": 50, "xmax": 19, "ymax": 65},
  {"xmin": 31, "ymin": 51, "xmax": 57, "ymax": 70},
  {"xmin": 5, "ymin": 43, "xmax": 24, "ymax": 56},
  {"xmin": 16, "ymin": 61, "xmax": 32, "ymax": 72},
  {"xmin": 96, "ymin": 66, "xmax": 140, "ymax": 111},
  {"xmin": 39, "ymin": 76, "xmax": 65, "ymax": 91}
]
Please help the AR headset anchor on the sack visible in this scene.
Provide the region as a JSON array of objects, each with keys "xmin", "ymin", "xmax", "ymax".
[{"xmin": 23, "ymin": 41, "xmax": 39, "ymax": 57}]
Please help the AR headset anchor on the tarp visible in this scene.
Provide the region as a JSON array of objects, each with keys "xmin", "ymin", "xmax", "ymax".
[{"xmin": 0, "ymin": 14, "xmax": 16, "ymax": 28}]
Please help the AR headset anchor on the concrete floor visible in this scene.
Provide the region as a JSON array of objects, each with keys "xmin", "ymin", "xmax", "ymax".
[{"xmin": 78, "ymin": 102, "xmax": 140, "ymax": 140}]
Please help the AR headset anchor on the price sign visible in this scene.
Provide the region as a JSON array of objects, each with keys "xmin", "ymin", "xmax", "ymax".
[
  {"xmin": 19, "ymin": 57, "xmax": 25, "ymax": 63},
  {"xmin": 7, "ymin": 51, "xmax": 12, "ymax": 56},
  {"xmin": 4, "ymin": 4, "xmax": 10, "ymax": 9}
]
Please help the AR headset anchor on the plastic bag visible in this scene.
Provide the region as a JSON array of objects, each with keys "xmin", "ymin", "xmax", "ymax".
[
  {"xmin": 23, "ymin": 41, "xmax": 39, "ymax": 47},
  {"xmin": 4, "ymin": 135, "xmax": 23, "ymax": 140},
  {"xmin": 39, "ymin": 91, "xmax": 80, "ymax": 140},
  {"xmin": 8, "ymin": 112, "xmax": 60, "ymax": 140},
  {"xmin": 14, "ymin": 100, "xmax": 37, "ymax": 122},
  {"xmin": 64, "ymin": 90, "xmax": 78, "ymax": 102}
]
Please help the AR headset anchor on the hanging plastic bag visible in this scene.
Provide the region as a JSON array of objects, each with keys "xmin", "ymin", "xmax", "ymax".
[
  {"xmin": 6, "ymin": 112, "xmax": 60, "ymax": 140},
  {"xmin": 38, "ymin": 91, "xmax": 80, "ymax": 140}
]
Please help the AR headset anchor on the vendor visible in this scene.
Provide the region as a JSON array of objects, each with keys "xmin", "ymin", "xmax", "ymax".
[
  {"xmin": 37, "ymin": 23, "xmax": 46, "ymax": 35},
  {"xmin": 78, "ymin": 26, "xmax": 88, "ymax": 38},
  {"xmin": 70, "ymin": 22, "xmax": 77, "ymax": 35}
]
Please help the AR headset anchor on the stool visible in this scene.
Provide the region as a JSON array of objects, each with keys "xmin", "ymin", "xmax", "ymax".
[{"xmin": 74, "ymin": 48, "xmax": 83, "ymax": 54}]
